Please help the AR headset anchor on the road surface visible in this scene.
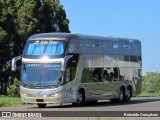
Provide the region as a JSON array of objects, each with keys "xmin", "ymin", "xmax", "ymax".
[{"xmin": 0, "ymin": 97, "xmax": 160, "ymax": 118}]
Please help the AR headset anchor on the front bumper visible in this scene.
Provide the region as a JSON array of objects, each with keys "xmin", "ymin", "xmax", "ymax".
[
  {"xmin": 20, "ymin": 86, "xmax": 64, "ymax": 104},
  {"xmin": 21, "ymin": 94, "xmax": 63, "ymax": 104}
]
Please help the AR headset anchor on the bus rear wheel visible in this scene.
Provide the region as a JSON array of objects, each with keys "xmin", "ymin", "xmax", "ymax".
[
  {"xmin": 37, "ymin": 104, "xmax": 47, "ymax": 108},
  {"xmin": 119, "ymin": 87, "xmax": 125, "ymax": 102},
  {"xmin": 124, "ymin": 87, "xmax": 131, "ymax": 102},
  {"xmin": 110, "ymin": 87, "xmax": 125, "ymax": 103}
]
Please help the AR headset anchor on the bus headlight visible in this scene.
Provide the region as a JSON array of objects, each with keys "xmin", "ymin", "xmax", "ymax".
[
  {"xmin": 21, "ymin": 93, "xmax": 27, "ymax": 97},
  {"xmin": 54, "ymin": 93, "xmax": 59, "ymax": 97},
  {"xmin": 52, "ymin": 92, "xmax": 62, "ymax": 98},
  {"xmin": 43, "ymin": 95, "xmax": 47, "ymax": 98}
]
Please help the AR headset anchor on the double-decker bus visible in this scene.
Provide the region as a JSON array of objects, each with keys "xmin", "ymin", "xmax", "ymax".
[{"xmin": 12, "ymin": 33, "xmax": 142, "ymax": 108}]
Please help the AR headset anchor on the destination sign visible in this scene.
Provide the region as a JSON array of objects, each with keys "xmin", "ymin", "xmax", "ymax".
[
  {"xmin": 24, "ymin": 40, "xmax": 65, "ymax": 56},
  {"xmin": 34, "ymin": 40, "xmax": 59, "ymax": 44}
]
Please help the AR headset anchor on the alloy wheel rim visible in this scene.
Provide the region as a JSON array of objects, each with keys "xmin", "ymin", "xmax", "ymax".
[
  {"xmin": 120, "ymin": 91, "xmax": 124, "ymax": 101},
  {"xmin": 77, "ymin": 93, "xmax": 82, "ymax": 103},
  {"xmin": 127, "ymin": 89, "xmax": 130, "ymax": 99}
]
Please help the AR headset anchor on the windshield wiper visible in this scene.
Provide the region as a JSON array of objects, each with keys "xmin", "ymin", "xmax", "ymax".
[
  {"xmin": 21, "ymin": 83, "xmax": 33, "ymax": 87},
  {"xmin": 49, "ymin": 84, "xmax": 58, "ymax": 87}
]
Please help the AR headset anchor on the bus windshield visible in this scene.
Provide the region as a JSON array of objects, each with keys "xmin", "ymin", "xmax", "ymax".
[
  {"xmin": 23, "ymin": 40, "xmax": 66, "ymax": 58},
  {"xmin": 21, "ymin": 63, "xmax": 63, "ymax": 88}
]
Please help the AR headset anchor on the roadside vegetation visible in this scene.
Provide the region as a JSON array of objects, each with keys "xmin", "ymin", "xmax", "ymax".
[
  {"xmin": 140, "ymin": 72, "xmax": 160, "ymax": 97},
  {"xmin": 0, "ymin": 96, "xmax": 22, "ymax": 107},
  {"xmin": 0, "ymin": 78, "xmax": 25, "ymax": 107}
]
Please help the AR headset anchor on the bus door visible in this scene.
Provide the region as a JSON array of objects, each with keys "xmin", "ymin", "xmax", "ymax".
[
  {"xmin": 64, "ymin": 56, "xmax": 78, "ymax": 102},
  {"xmin": 63, "ymin": 68, "xmax": 76, "ymax": 102}
]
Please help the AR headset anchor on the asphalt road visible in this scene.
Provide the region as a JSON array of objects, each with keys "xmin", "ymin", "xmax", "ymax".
[
  {"xmin": 1, "ymin": 97, "xmax": 160, "ymax": 118},
  {"xmin": 1, "ymin": 97, "xmax": 160, "ymax": 111}
]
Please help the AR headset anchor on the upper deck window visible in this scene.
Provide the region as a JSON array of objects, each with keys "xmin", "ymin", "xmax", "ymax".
[{"xmin": 23, "ymin": 40, "xmax": 66, "ymax": 58}]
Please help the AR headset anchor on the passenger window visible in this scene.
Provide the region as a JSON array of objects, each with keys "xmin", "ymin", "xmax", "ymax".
[
  {"xmin": 130, "ymin": 56, "xmax": 138, "ymax": 62},
  {"xmin": 113, "ymin": 42, "xmax": 122, "ymax": 55},
  {"xmin": 113, "ymin": 67, "xmax": 124, "ymax": 81},
  {"xmin": 113, "ymin": 43, "xmax": 118, "ymax": 49},
  {"xmin": 113, "ymin": 67, "xmax": 119, "ymax": 79},
  {"xmin": 103, "ymin": 70, "xmax": 109, "ymax": 80},
  {"xmin": 81, "ymin": 68, "xmax": 94, "ymax": 83},
  {"xmin": 66, "ymin": 69, "xmax": 70, "ymax": 82},
  {"xmin": 123, "ymin": 43, "xmax": 131, "ymax": 49},
  {"xmin": 66, "ymin": 68, "xmax": 76, "ymax": 83},
  {"xmin": 93, "ymin": 68, "xmax": 103, "ymax": 82},
  {"xmin": 65, "ymin": 55, "xmax": 78, "ymax": 83},
  {"xmin": 138, "ymin": 69, "xmax": 142, "ymax": 77},
  {"xmin": 66, "ymin": 55, "xmax": 79, "ymax": 68},
  {"xmin": 71, "ymin": 68, "xmax": 76, "ymax": 81}
]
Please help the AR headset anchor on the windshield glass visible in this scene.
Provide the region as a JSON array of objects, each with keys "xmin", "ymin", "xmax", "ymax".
[
  {"xmin": 21, "ymin": 63, "xmax": 63, "ymax": 87},
  {"xmin": 23, "ymin": 40, "xmax": 66, "ymax": 58}
]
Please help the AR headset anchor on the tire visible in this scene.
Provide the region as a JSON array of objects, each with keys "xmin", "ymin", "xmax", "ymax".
[
  {"xmin": 37, "ymin": 104, "xmax": 47, "ymax": 108},
  {"xmin": 91, "ymin": 100, "xmax": 98, "ymax": 104},
  {"xmin": 72, "ymin": 90, "xmax": 85, "ymax": 106},
  {"xmin": 124, "ymin": 87, "xmax": 131, "ymax": 102},
  {"xmin": 110, "ymin": 87, "xmax": 125, "ymax": 103},
  {"xmin": 110, "ymin": 99, "xmax": 119, "ymax": 103},
  {"xmin": 88, "ymin": 100, "xmax": 98, "ymax": 105},
  {"xmin": 119, "ymin": 87, "xmax": 125, "ymax": 102}
]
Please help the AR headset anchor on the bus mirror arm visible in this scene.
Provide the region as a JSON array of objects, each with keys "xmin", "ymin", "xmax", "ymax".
[
  {"xmin": 11, "ymin": 56, "xmax": 21, "ymax": 71},
  {"xmin": 61, "ymin": 55, "xmax": 73, "ymax": 71}
]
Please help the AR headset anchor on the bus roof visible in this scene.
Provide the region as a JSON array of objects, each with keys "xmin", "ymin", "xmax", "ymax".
[
  {"xmin": 27, "ymin": 33, "xmax": 141, "ymax": 56},
  {"xmin": 28, "ymin": 33, "xmax": 140, "ymax": 43}
]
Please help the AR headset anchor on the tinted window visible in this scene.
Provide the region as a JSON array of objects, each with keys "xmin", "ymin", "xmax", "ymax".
[
  {"xmin": 130, "ymin": 56, "xmax": 138, "ymax": 62},
  {"xmin": 81, "ymin": 68, "xmax": 103, "ymax": 83},
  {"xmin": 113, "ymin": 42, "xmax": 122, "ymax": 55},
  {"xmin": 81, "ymin": 68, "xmax": 94, "ymax": 83},
  {"xmin": 92, "ymin": 68, "xmax": 103, "ymax": 82},
  {"xmin": 23, "ymin": 40, "xmax": 66, "ymax": 58}
]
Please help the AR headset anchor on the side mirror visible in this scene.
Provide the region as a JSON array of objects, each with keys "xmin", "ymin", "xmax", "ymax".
[{"xmin": 11, "ymin": 56, "xmax": 21, "ymax": 71}]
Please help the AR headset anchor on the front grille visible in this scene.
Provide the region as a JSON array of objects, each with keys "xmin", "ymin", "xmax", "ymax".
[
  {"xmin": 27, "ymin": 94, "xmax": 52, "ymax": 97},
  {"xmin": 36, "ymin": 99, "xmax": 44, "ymax": 102}
]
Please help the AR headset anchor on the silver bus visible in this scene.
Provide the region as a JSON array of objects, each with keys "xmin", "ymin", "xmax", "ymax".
[{"xmin": 12, "ymin": 33, "xmax": 142, "ymax": 108}]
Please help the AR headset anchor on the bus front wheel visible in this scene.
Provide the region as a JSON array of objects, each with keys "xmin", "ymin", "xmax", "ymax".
[
  {"xmin": 72, "ymin": 90, "xmax": 85, "ymax": 106},
  {"xmin": 37, "ymin": 104, "xmax": 47, "ymax": 108}
]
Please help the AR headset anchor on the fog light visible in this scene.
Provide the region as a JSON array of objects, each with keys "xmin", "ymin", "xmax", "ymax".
[
  {"xmin": 23, "ymin": 93, "xmax": 27, "ymax": 97},
  {"xmin": 54, "ymin": 93, "xmax": 59, "ymax": 97}
]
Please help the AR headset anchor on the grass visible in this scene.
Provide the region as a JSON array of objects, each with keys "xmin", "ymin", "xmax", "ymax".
[
  {"xmin": 0, "ymin": 96, "xmax": 23, "ymax": 107},
  {"xmin": 0, "ymin": 96, "xmax": 34, "ymax": 107},
  {"xmin": 139, "ymin": 92, "xmax": 160, "ymax": 97}
]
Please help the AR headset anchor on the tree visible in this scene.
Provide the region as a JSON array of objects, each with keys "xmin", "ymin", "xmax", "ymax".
[
  {"xmin": 0, "ymin": 0, "xmax": 16, "ymax": 95},
  {"xmin": 0, "ymin": 0, "xmax": 70, "ymax": 95},
  {"xmin": 38, "ymin": 0, "xmax": 70, "ymax": 32}
]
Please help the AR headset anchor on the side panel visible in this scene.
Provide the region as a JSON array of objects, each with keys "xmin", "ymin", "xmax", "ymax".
[{"xmin": 78, "ymin": 54, "xmax": 142, "ymax": 99}]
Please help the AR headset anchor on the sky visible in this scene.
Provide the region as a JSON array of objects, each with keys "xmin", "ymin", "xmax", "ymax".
[{"xmin": 60, "ymin": 0, "xmax": 160, "ymax": 74}]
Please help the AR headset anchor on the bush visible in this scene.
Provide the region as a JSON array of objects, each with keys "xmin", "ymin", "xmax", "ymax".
[
  {"xmin": 141, "ymin": 72, "xmax": 160, "ymax": 95},
  {"xmin": 7, "ymin": 78, "xmax": 20, "ymax": 97}
]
